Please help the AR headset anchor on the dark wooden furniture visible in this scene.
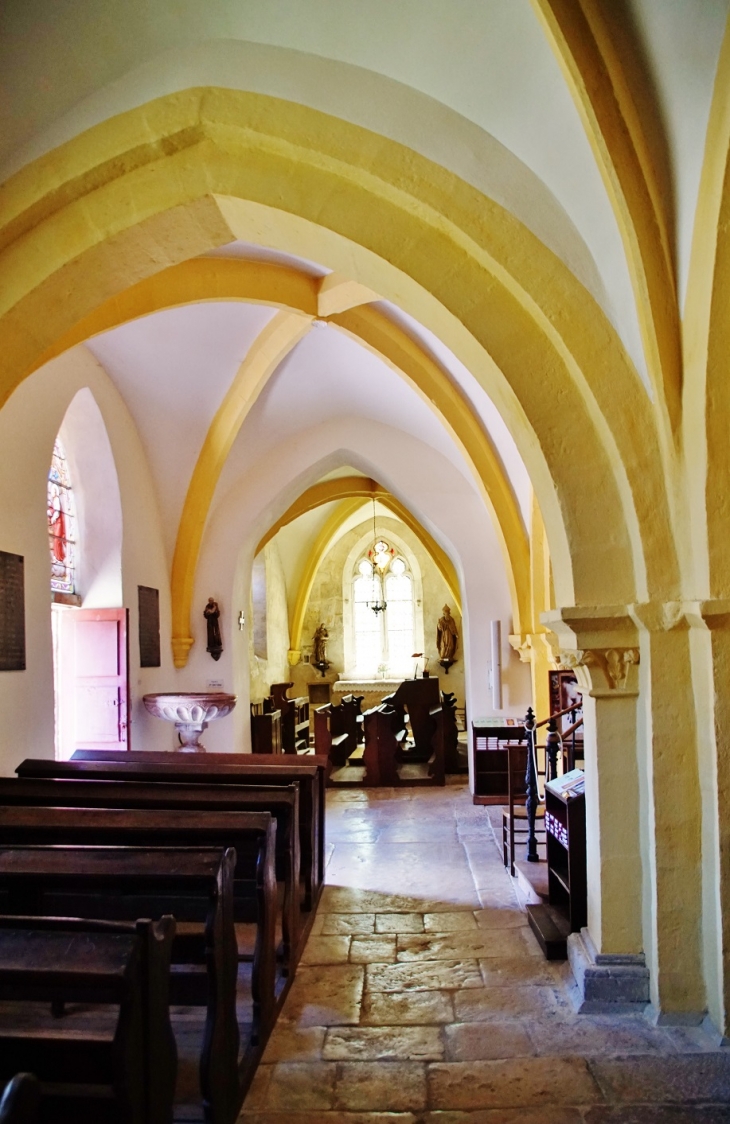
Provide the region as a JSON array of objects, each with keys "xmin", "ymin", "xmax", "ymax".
[
  {"xmin": 440, "ymin": 691, "xmax": 462, "ymax": 772},
  {"xmin": 250, "ymin": 706, "xmax": 282, "ymax": 755},
  {"xmin": 0, "ymin": 806, "xmax": 277, "ymax": 1044},
  {"xmin": 46, "ymin": 752, "xmax": 328, "ymax": 912},
  {"xmin": 544, "ymin": 769, "xmax": 587, "ymax": 931},
  {"xmin": 471, "ymin": 721, "xmax": 526, "ymax": 805},
  {"xmin": 339, "ymin": 694, "xmax": 364, "ymax": 745},
  {"xmin": 362, "ymin": 706, "xmax": 406, "ymax": 787},
  {"xmin": 0, "ymin": 1075, "xmax": 40, "ymax": 1124},
  {"xmin": 527, "ymin": 769, "xmax": 587, "ymax": 960},
  {"xmin": 0, "ymin": 777, "xmax": 299, "ymax": 976},
  {"xmin": 313, "ymin": 703, "xmax": 351, "ymax": 766},
  {"xmin": 383, "ymin": 678, "xmax": 440, "ymax": 761},
  {"xmin": 427, "ymin": 704, "xmax": 447, "ymax": 785},
  {"xmin": 269, "ymin": 685, "xmax": 310, "ymax": 753},
  {"xmin": 0, "ymin": 845, "xmax": 238, "ymax": 1124},
  {"xmin": 0, "ymin": 916, "xmax": 176, "ymax": 1124}
]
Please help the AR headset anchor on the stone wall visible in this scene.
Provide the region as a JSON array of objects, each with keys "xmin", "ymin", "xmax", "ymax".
[{"xmin": 288, "ymin": 515, "xmax": 467, "ymax": 714}]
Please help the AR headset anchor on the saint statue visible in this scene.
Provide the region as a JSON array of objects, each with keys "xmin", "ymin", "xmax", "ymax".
[
  {"xmin": 312, "ymin": 623, "xmax": 329, "ymax": 666},
  {"xmin": 204, "ymin": 597, "xmax": 223, "ymax": 660},
  {"xmin": 437, "ymin": 605, "xmax": 458, "ymax": 663}
]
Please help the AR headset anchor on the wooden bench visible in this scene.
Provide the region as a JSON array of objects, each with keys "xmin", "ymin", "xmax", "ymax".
[
  {"xmin": 0, "ymin": 777, "xmax": 300, "ymax": 975},
  {"xmin": 362, "ymin": 705, "xmax": 407, "ymax": 786},
  {"xmin": 30, "ymin": 753, "xmax": 328, "ymax": 912},
  {"xmin": 382, "ymin": 678, "xmax": 441, "ymax": 762},
  {"xmin": 0, "ymin": 915, "xmax": 176, "ymax": 1124},
  {"xmin": 0, "ymin": 1075, "xmax": 39, "ymax": 1124},
  {"xmin": 313, "ymin": 704, "xmax": 351, "ymax": 767},
  {"xmin": 269, "ymin": 685, "xmax": 309, "ymax": 753},
  {"xmin": 0, "ymin": 845, "xmax": 240, "ymax": 1124},
  {"xmin": 340, "ymin": 694, "xmax": 364, "ymax": 746},
  {"xmin": 0, "ymin": 807, "xmax": 277, "ymax": 1044}
]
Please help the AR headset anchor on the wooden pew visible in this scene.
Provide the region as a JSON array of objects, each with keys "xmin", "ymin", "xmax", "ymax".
[
  {"xmin": 313, "ymin": 704, "xmax": 351, "ymax": 767},
  {"xmin": 340, "ymin": 693, "xmax": 364, "ymax": 746},
  {"xmin": 0, "ymin": 778, "xmax": 300, "ymax": 974},
  {"xmin": 30, "ymin": 753, "xmax": 328, "ymax": 912},
  {"xmin": 427, "ymin": 704, "xmax": 447, "ymax": 785},
  {"xmin": 0, "ymin": 1075, "xmax": 39, "ymax": 1124},
  {"xmin": 0, "ymin": 807, "xmax": 277, "ymax": 1045},
  {"xmin": 362, "ymin": 704, "xmax": 446, "ymax": 787},
  {"xmin": 362, "ymin": 705, "xmax": 406, "ymax": 787},
  {"xmin": 383, "ymin": 677, "xmax": 441, "ymax": 761},
  {"xmin": 0, "ymin": 915, "xmax": 176, "ymax": 1124},
  {"xmin": 440, "ymin": 691, "xmax": 461, "ymax": 772},
  {"xmin": 0, "ymin": 845, "xmax": 240, "ymax": 1124},
  {"xmin": 269, "ymin": 685, "xmax": 309, "ymax": 753}
]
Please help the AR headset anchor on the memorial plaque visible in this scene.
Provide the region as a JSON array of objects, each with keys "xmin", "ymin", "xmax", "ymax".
[
  {"xmin": 0, "ymin": 552, "xmax": 25, "ymax": 671},
  {"xmin": 138, "ymin": 585, "xmax": 160, "ymax": 668}
]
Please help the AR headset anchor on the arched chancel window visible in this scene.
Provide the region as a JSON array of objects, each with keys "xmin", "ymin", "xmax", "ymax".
[
  {"xmin": 352, "ymin": 550, "xmax": 414, "ymax": 675},
  {"xmin": 47, "ymin": 438, "xmax": 77, "ymax": 598}
]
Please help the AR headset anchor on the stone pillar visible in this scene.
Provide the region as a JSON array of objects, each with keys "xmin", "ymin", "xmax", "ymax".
[
  {"xmin": 628, "ymin": 603, "xmax": 705, "ymax": 1022},
  {"xmin": 695, "ymin": 601, "xmax": 730, "ymax": 1038},
  {"xmin": 544, "ymin": 607, "xmax": 648, "ymax": 1011}
]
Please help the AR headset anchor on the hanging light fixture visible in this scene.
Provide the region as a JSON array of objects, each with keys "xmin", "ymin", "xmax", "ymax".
[{"xmin": 366, "ymin": 499, "xmax": 390, "ymax": 614}]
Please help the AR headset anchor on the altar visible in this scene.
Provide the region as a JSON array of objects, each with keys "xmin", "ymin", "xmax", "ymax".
[{"xmin": 331, "ymin": 678, "xmax": 405, "ymax": 712}]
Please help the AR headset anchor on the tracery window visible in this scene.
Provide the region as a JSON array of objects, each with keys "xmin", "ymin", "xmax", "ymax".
[
  {"xmin": 352, "ymin": 549, "xmax": 414, "ymax": 675},
  {"xmin": 47, "ymin": 438, "xmax": 77, "ymax": 596}
]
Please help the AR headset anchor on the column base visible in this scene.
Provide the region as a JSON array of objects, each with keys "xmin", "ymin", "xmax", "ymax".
[{"xmin": 568, "ymin": 928, "xmax": 650, "ymax": 1013}]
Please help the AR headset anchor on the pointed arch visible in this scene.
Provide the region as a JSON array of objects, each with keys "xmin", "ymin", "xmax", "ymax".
[{"xmin": 0, "ymin": 86, "xmax": 671, "ymax": 619}]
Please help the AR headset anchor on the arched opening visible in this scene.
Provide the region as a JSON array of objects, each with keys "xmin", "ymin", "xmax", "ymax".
[{"xmin": 49, "ymin": 388, "xmax": 126, "ymax": 760}]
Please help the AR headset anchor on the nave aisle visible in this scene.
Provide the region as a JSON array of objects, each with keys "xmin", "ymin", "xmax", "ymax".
[{"xmin": 241, "ymin": 785, "xmax": 729, "ymax": 1121}]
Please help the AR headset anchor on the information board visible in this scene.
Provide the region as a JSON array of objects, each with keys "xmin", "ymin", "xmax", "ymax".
[
  {"xmin": 138, "ymin": 585, "xmax": 161, "ymax": 668},
  {"xmin": 0, "ymin": 552, "xmax": 25, "ymax": 671}
]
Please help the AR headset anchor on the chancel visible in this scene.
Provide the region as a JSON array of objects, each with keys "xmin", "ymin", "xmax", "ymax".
[{"xmin": 0, "ymin": 2, "xmax": 730, "ymax": 1119}]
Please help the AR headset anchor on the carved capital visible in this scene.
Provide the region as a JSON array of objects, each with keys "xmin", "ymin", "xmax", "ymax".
[
  {"xmin": 557, "ymin": 647, "xmax": 639, "ymax": 690},
  {"xmin": 509, "ymin": 633, "xmax": 533, "ymax": 663},
  {"xmin": 510, "ymin": 631, "xmax": 556, "ymax": 665}
]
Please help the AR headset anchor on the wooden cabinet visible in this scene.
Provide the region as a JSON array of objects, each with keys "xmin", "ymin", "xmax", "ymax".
[
  {"xmin": 471, "ymin": 721, "xmax": 526, "ymax": 805},
  {"xmin": 544, "ymin": 769, "xmax": 587, "ymax": 932}
]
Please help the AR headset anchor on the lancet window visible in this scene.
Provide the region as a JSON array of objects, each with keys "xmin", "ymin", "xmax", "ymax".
[
  {"xmin": 352, "ymin": 550, "xmax": 414, "ymax": 675},
  {"xmin": 47, "ymin": 438, "xmax": 77, "ymax": 597}
]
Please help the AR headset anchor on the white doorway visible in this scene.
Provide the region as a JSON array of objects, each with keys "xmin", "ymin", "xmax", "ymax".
[{"xmin": 53, "ymin": 606, "xmax": 130, "ymax": 760}]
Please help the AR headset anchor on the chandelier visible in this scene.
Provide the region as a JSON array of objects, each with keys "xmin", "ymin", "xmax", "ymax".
[{"xmin": 366, "ymin": 500, "xmax": 392, "ymax": 614}]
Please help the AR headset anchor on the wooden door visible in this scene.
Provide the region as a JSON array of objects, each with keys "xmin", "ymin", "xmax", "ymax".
[{"xmin": 57, "ymin": 608, "xmax": 129, "ymax": 757}]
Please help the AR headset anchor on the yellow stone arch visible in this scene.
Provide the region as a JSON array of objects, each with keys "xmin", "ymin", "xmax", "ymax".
[
  {"xmin": 532, "ymin": 0, "xmax": 681, "ymax": 444},
  {"xmin": 35, "ymin": 255, "xmax": 529, "ymax": 664},
  {"xmin": 0, "ymin": 86, "xmax": 676, "ymax": 620},
  {"xmin": 256, "ymin": 476, "xmax": 462, "ymax": 658},
  {"xmin": 684, "ymin": 18, "xmax": 730, "ymax": 599}
]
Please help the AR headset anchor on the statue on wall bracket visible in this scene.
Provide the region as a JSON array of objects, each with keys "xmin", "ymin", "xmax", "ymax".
[
  {"xmin": 204, "ymin": 597, "xmax": 223, "ymax": 661},
  {"xmin": 312, "ymin": 622, "xmax": 331, "ymax": 677},
  {"xmin": 437, "ymin": 604, "xmax": 458, "ymax": 673}
]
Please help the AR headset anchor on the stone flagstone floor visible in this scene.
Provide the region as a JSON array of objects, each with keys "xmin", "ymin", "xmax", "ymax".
[{"xmin": 240, "ymin": 782, "xmax": 730, "ymax": 1123}]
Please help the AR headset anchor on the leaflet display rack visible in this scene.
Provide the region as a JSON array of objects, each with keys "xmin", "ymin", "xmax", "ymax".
[{"xmin": 544, "ymin": 768, "xmax": 587, "ymax": 933}]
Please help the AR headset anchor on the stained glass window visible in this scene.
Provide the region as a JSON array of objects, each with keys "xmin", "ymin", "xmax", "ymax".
[{"xmin": 47, "ymin": 438, "xmax": 77, "ymax": 595}]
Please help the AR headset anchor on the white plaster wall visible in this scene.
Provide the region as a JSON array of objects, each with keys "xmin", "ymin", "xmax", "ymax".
[
  {"xmin": 248, "ymin": 541, "xmax": 290, "ymax": 704},
  {"xmin": 0, "ymin": 345, "xmax": 175, "ymax": 774},
  {"xmin": 192, "ymin": 416, "xmax": 532, "ymax": 759}
]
